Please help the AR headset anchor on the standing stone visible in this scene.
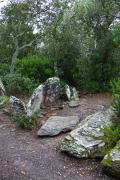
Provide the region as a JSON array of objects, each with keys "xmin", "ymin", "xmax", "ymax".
[
  {"xmin": 0, "ymin": 79, "xmax": 5, "ymax": 96},
  {"xmin": 26, "ymin": 85, "xmax": 44, "ymax": 116},
  {"xmin": 44, "ymin": 77, "xmax": 60, "ymax": 104},
  {"xmin": 37, "ymin": 116, "xmax": 79, "ymax": 136},
  {"xmin": 9, "ymin": 96, "xmax": 27, "ymax": 115},
  {"xmin": 60, "ymin": 110, "xmax": 112, "ymax": 158},
  {"xmin": 69, "ymin": 87, "xmax": 79, "ymax": 108},
  {"xmin": 65, "ymin": 84, "xmax": 71, "ymax": 101}
]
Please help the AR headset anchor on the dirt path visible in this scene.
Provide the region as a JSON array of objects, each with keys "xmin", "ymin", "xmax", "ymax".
[{"xmin": 0, "ymin": 93, "xmax": 116, "ymax": 180}]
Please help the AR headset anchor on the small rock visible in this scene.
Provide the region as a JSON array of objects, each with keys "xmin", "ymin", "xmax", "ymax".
[
  {"xmin": 9, "ymin": 96, "xmax": 27, "ymax": 115},
  {"xmin": 69, "ymin": 100, "xmax": 79, "ymax": 108}
]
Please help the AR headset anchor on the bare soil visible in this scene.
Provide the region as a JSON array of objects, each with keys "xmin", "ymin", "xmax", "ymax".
[{"xmin": 0, "ymin": 93, "xmax": 117, "ymax": 180}]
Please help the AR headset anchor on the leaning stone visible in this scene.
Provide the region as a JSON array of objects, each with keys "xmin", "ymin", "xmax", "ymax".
[
  {"xmin": 26, "ymin": 85, "xmax": 44, "ymax": 116},
  {"xmin": 37, "ymin": 116, "xmax": 79, "ymax": 136},
  {"xmin": 9, "ymin": 96, "xmax": 27, "ymax": 115},
  {"xmin": 60, "ymin": 110, "xmax": 112, "ymax": 158},
  {"xmin": 101, "ymin": 140, "xmax": 120, "ymax": 178},
  {"xmin": 44, "ymin": 77, "xmax": 60, "ymax": 104},
  {"xmin": 0, "ymin": 79, "xmax": 5, "ymax": 96},
  {"xmin": 69, "ymin": 100, "xmax": 79, "ymax": 108}
]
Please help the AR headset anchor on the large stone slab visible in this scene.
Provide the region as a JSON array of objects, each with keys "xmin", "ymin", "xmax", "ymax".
[
  {"xmin": 44, "ymin": 77, "xmax": 60, "ymax": 104},
  {"xmin": 60, "ymin": 110, "xmax": 112, "ymax": 158},
  {"xmin": 26, "ymin": 85, "xmax": 44, "ymax": 116},
  {"xmin": 101, "ymin": 140, "xmax": 120, "ymax": 178},
  {"xmin": 37, "ymin": 116, "xmax": 79, "ymax": 136}
]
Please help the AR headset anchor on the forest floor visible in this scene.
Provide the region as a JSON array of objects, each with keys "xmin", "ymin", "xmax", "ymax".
[{"xmin": 0, "ymin": 93, "xmax": 117, "ymax": 180}]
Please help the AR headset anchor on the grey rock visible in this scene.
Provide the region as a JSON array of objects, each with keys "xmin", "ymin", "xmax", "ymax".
[
  {"xmin": 9, "ymin": 96, "xmax": 27, "ymax": 115},
  {"xmin": 60, "ymin": 110, "xmax": 112, "ymax": 158},
  {"xmin": 101, "ymin": 140, "xmax": 120, "ymax": 178},
  {"xmin": 26, "ymin": 85, "xmax": 44, "ymax": 116},
  {"xmin": 37, "ymin": 116, "xmax": 79, "ymax": 136},
  {"xmin": 44, "ymin": 77, "xmax": 60, "ymax": 104},
  {"xmin": 0, "ymin": 79, "xmax": 5, "ymax": 96},
  {"xmin": 69, "ymin": 100, "xmax": 79, "ymax": 108}
]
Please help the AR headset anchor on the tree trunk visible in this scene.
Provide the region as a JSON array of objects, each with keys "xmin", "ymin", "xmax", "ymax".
[{"xmin": 10, "ymin": 49, "xmax": 19, "ymax": 74}]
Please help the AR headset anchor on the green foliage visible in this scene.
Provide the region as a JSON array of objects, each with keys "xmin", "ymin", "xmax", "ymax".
[
  {"xmin": 110, "ymin": 78, "xmax": 120, "ymax": 118},
  {"xmin": 101, "ymin": 122, "xmax": 120, "ymax": 155},
  {"xmin": 60, "ymin": 80, "xmax": 67, "ymax": 100},
  {"xmin": 0, "ymin": 63, "xmax": 10, "ymax": 76},
  {"xmin": 0, "ymin": 96, "xmax": 9, "ymax": 108},
  {"xmin": 13, "ymin": 115, "xmax": 38, "ymax": 130},
  {"xmin": 2, "ymin": 73, "xmax": 36, "ymax": 96},
  {"xmin": 17, "ymin": 55, "xmax": 54, "ymax": 83}
]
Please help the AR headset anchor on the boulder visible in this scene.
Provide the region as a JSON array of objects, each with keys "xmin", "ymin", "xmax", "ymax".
[
  {"xmin": 9, "ymin": 96, "xmax": 27, "ymax": 115},
  {"xmin": 0, "ymin": 79, "xmax": 5, "ymax": 96},
  {"xmin": 26, "ymin": 85, "xmax": 44, "ymax": 116},
  {"xmin": 101, "ymin": 140, "xmax": 120, "ymax": 178},
  {"xmin": 60, "ymin": 110, "xmax": 112, "ymax": 158},
  {"xmin": 44, "ymin": 77, "xmax": 60, "ymax": 104},
  {"xmin": 37, "ymin": 116, "xmax": 79, "ymax": 136}
]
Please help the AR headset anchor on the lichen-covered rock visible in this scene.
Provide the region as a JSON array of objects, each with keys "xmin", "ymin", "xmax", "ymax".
[
  {"xmin": 0, "ymin": 79, "xmax": 5, "ymax": 96},
  {"xmin": 60, "ymin": 110, "xmax": 112, "ymax": 158},
  {"xmin": 9, "ymin": 96, "xmax": 27, "ymax": 115},
  {"xmin": 26, "ymin": 85, "xmax": 44, "ymax": 116},
  {"xmin": 101, "ymin": 140, "xmax": 120, "ymax": 178},
  {"xmin": 44, "ymin": 77, "xmax": 60, "ymax": 104},
  {"xmin": 37, "ymin": 116, "xmax": 79, "ymax": 136}
]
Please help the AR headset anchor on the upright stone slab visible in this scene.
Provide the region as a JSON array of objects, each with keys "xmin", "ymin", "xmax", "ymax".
[
  {"xmin": 9, "ymin": 96, "xmax": 27, "ymax": 115},
  {"xmin": 60, "ymin": 110, "xmax": 112, "ymax": 158},
  {"xmin": 44, "ymin": 77, "xmax": 60, "ymax": 104},
  {"xmin": 26, "ymin": 85, "xmax": 44, "ymax": 116},
  {"xmin": 0, "ymin": 79, "xmax": 5, "ymax": 96},
  {"xmin": 65, "ymin": 84, "xmax": 71, "ymax": 101}
]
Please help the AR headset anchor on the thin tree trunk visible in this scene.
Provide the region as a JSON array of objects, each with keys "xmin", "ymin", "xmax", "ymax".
[{"xmin": 10, "ymin": 49, "xmax": 19, "ymax": 74}]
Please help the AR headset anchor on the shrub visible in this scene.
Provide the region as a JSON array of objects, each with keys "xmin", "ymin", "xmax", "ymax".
[
  {"xmin": 0, "ymin": 63, "xmax": 10, "ymax": 76},
  {"xmin": 2, "ymin": 73, "xmax": 37, "ymax": 96},
  {"xmin": 101, "ymin": 122, "xmax": 120, "ymax": 155},
  {"xmin": 17, "ymin": 55, "xmax": 54, "ymax": 83},
  {"xmin": 110, "ymin": 78, "xmax": 120, "ymax": 118},
  {"xmin": 13, "ymin": 114, "xmax": 38, "ymax": 130},
  {"xmin": 0, "ymin": 96, "xmax": 9, "ymax": 107}
]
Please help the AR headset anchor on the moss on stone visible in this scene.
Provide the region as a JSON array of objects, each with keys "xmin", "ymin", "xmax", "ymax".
[{"xmin": 101, "ymin": 153, "xmax": 112, "ymax": 167}]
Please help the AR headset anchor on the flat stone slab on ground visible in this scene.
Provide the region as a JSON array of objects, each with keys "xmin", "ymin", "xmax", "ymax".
[{"xmin": 37, "ymin": 116, "xmax": 79, "ymax": 136}]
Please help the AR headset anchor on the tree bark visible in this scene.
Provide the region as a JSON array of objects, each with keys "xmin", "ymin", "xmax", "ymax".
[{"xmin": 10, "ymin": 49, "xmax": 19, "ymax": 74}]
